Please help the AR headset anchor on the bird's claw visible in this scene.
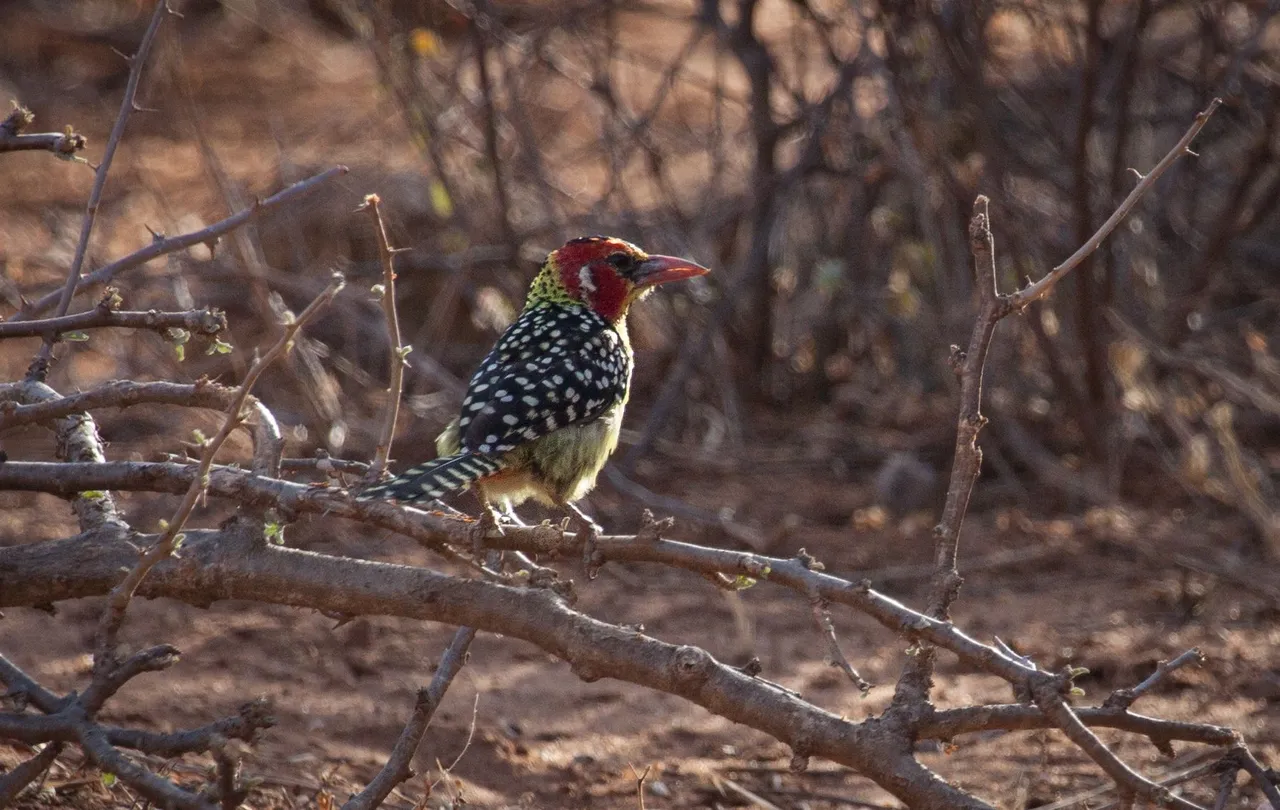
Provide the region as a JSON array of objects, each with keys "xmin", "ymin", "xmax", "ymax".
[{"xmin": 471, "ymin": 506, "xmax": 505, "ymax": 558}]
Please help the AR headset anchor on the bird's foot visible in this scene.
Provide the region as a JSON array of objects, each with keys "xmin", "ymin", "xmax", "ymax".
[
  {"xmin": 471, "ymin": 505, "xmax": 505, "ymax": 559},
  {"xmin": 563, "ymin": 501, "xmax": 603, "ymax": 537},
  {"xmin": 562, "ymin": 502, "xmax": 604, "ymax": 579}
]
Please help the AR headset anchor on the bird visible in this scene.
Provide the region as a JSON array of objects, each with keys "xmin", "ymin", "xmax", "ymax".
[{"xmin": 361, "ymin": 235, "xmax": 709, "ymax": 527}]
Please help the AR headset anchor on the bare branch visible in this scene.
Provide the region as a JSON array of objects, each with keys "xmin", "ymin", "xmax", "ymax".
[
  {"xmin": 0, "ymin": 523, "xmax": 998, "ymax": 809},
  {"xmin": 1232, "ymin": 745, "xmax": 1280, "ymax": 809},
  {"xmin": 0, "ymin": 381, "xmax": 126, "ymax": 531},
  {"xmin": 0, "ymin": 306, "xmax": 226, "ymax": 340},
  {"xmin": 0, "ymin": 654, "xmax": 63, "ymax": 714},
  {"xmin": 918, "ymin": 704, "xmax": 1234, "ymax": 746},
  {"xmin": 0, "ymin": 104, "xmax": 86, "ymax": 159},
  {"xmin": 343, "ymin": 626, "xmax": 477, "ymax": 810},
  {"xmin": 1005, "ymin": 98, "xmax": 1222, "ymax": 312},
  {"xmin": 77, "ymin": 719, "xmax": 215, "ymax": 810},
  {"xmin": 90, "ymin": 274, "xmax": 345, "ymax": 674},
  {"xmin": 358, "ymin": 194, "xmax": 407, "ymax": 485},
  {"xmin": 0, "ymin": 379, "xmax": 283, "ymax": 480},
  {"xmin": 31, "ymin": 0, "xmax": 174, "ymax": 375},
  {"xmin": 0, "ymin": 742, "xmax": 63, "ymax": 805},
  {"xmin": 807, "ymin": 592, "xmax": 870, "ymax": 694},
  {"xmin": 11, "ymin": 167, "xmax": 348, "ymax": 323},
  {"xmin": 890, "ymin": 195, "xmax": 1000, "ymax": 716},
  {"xmin": 1033, "ymin": 687, "xmax": 1205, "ymax": 810},
  {"xmin": 1104, "ymin": 649, "xmax": 1204, "ymax": 710}
]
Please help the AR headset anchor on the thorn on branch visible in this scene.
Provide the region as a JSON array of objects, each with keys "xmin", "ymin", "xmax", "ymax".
[
  {"xmin": 794, "ymin": 548, "xmax": 824, "ymax": 571},
  {"xmin": 738, "ymin": 657, "xmax": 763, "ymax": 677},
  {"xmin": 636, "ymin": 509, "xmax": 674, "ymax": 543}
]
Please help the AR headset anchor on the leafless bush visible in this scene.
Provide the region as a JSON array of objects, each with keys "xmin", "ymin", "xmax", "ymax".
[{"xmin": 2, "ymin": 1, "xmax": 1278, "ymax": 809}]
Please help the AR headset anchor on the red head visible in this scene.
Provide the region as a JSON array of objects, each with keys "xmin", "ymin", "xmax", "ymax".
[{"xmin": 532, "ymin": 236, "xmax": 710, "ymax": 323}]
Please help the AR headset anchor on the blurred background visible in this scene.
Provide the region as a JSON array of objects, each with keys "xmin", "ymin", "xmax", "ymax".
[{"xmin": 1, "ymin": 1, "xmax": 1278, "ymax": 807}]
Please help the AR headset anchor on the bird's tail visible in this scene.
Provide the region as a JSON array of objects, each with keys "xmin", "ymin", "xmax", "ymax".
[{"xmin": 360, "ymin": 452, "xmax": 504, "ymax": 503}]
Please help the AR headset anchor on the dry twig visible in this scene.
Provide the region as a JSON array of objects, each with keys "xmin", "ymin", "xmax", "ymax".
[
  {"xmin": 342, "ymin": 627, "xmax": 476, "ymax": 810},
  {"xmin": 358, "ymin": 194, "xmax": 408, "ymax": 485},
  {"xmin": 30, "ymin": 0, "xmax": 176, "ymax": 377},
  {"xmin": 90, "ymin": 274, "xmax": 345, "ymax": 671}
]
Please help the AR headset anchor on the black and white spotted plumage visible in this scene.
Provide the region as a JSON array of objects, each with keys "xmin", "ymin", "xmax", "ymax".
[
  {"xmin": 456, "ymin": 303, "xmax": 631, "ymax": 456},
  {"xmin": 360, "ymin": 451, "xmax": 505, "ymax": 502},
  {"xmin": 359, "ymin": 235, "xmax": 708, "ymax": 510},
  {"xmin": 360, "ymin": 302, "xmax": 632, "ymax": 505}
]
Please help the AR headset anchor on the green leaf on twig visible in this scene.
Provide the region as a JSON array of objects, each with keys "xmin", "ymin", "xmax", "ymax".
[{"xmin": 265, "ymin": 522, "xmax": 286, "ymax": 545}]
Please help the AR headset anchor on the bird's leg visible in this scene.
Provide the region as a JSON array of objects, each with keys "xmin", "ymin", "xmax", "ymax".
[
  {"xmin": 471, "ymin": 497, "xmax": 505, "ymax": 563},
  {"xmin": 561, "ymin": 501, "xmax": 604, "ymax": 579},
  {"xmin": 501, "ymin": 505, "xmax": 529, "ymax": 527},
  {"xmin": 563, "ymin": 501, "xmax": 603, "ymax": 536}
]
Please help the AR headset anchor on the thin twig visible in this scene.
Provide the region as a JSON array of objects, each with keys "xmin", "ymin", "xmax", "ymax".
[
  {"xmin": 713, "ymin": 775, "xmax": 785, "ymax": 810},
  {"xmin": 30, "ymin": 0, "xmax": 174, "ymax": 376},
  {"xmin": 11, "ymin": 167, "xmax": 348, "ymax": 323},
  {"xmin": 629, "ymin": 764, "xmax": 652, "ymax": 810},
  {"xmin": 358, "ymin": 194, "xmax": 407, "ymax": 485},
  {"xmin": 0, "ymin": 307, "xmax": 226, "ymax": 340},
  {"xmin": 807, "ymin": 591, "xmax": 871, "ymax": 694},
  {"xmin": 1211, "ymin": 766, "xmax": 1236, "ymax": 810},
  {"xmin": 889, "ymin": 194, "xmax": 1000, "ymax": 716},
  {"xmin": 1104, "ymin": 648, "xmax": 1204, "ymax": 710},
  {"xmin": 1034, "ymin": 689, "xmax": 1203, "ymax": 810},
  {"xmin": 1233, "ymin": 745, "xmax": 1280, "ymax": 809},
  {"xmin": 1005, "ymin": 98, "xmax": 1222, "ymax": 312},
  {"xmin": 343, "ymin": 627, "xmax": 477, "ymax": 810},
  {"xmin": 89, "ymin": 274, "xmax": 345, "ymax": 675},
  {"xmin": 0, "ymin": 742, "xmax": 63, "ymax": 805}
]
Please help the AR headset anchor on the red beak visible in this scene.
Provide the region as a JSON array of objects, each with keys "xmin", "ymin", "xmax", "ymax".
[{"xmin": 633, "ymin": 254, "xmax": 711, "ymax": 287}]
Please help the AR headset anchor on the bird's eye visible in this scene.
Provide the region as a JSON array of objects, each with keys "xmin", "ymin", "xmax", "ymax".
[{"xmin": 607, "ymin": 252, "xmax": 636, "ymax": 273}]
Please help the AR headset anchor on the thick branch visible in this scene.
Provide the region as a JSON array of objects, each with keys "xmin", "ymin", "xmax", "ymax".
[
  {"xmin": 0, "ymin": 523, "xmax": 992, "ymax": 809},
  {"xmin": 0, "ymin": 381, "xmax": 125, "ymax": 532},
  {"xmin": 90, "ymin": 275, "xmax": 344, "ymax": 671}
]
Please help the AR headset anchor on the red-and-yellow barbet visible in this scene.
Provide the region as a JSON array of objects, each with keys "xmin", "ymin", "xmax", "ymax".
[{"xmin": 361, "ymin": 236, "xmax": 709, "ymax": 524}]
